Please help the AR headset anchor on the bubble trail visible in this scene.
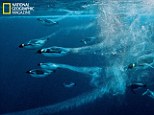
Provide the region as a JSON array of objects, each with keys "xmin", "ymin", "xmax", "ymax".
[
  {"xmin": 39, "ymin": 62, "xmax": 102, "ymax": 86},
  {"xmin": 37, "ymin": 42, "xmax": 108, "ymax": 58},
  {"xmin": 39, "ymin": 62, "xmax": 102, "ymax": 77}
]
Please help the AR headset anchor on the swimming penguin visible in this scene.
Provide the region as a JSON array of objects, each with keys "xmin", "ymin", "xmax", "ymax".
[
  {"xmin": 19, "ymin": 38, "xmax": 49, "ymax": 49},
  {"xmin": 26, "ymin": 69, "xmax": 56, "ymax": 78},
  {"xmin": 128, "ymin": 83, "xmax": 147, "ymax": 94},
  {"xmin": 124, "ymin": 63, "xmax": 136, "ymax": 71},
  {"xmin": 37, "ymin": 18, "xmax": 59, "ymax": 26},
  {"xmin": 127, "ymin": 63, "xmax": 136, "ymax": 69},
  {"xmin": 37, "ymin": 46, "xmax": 71, "ymax": 57},
  {"xmin": 126, "ymin": 61, "xmax": 154, "ymax": 71}
]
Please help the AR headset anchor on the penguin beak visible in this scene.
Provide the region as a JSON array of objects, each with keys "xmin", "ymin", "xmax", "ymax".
[
  {"xmin": 37, "ymin": 49, "xmax": 42, "ymax": 54},
  {"xmin": 37, "ymin": 63, "xmax": 42, "ymax": 66},
  {"xmin": 19, "ymin": 44, "xmax": 24, "ymax": 48},
  {"xmin": 26, "ymin": 71, "xmax": 31, "ymax": 74}
]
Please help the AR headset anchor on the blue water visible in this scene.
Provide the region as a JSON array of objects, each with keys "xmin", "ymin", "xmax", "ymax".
[
  {"xmin": 0, "ymin": 16, "xmax": 101, "ymax": 114},
  {"xmin": 0, "ymin": 0, "xmax": 154, "ymax": 115}
]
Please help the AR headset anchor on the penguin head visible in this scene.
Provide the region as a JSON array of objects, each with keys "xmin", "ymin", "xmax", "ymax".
[
  {"xmin": 37, "ymin": 49, "xmax": 45, "ymax": 54},
  {"xmin": 128, "ymin": 63, "xmax": 136, "ymax": 69},
  {"xmin": 37, "ymin": 63, "xmax": 42, "ymax": 66},
  {"xmin": 19, "ymin": 44, "xmax": 25, "ymax": 48},
  {"xmin": 37, "ymin": 18, "xmax": 42, "ymax": 21},
  {"xmin": 26, "ymin": 70, "xmax": 32, "ymax": 74}
]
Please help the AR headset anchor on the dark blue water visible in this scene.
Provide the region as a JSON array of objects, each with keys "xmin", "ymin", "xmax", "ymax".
[
  {"xmin": 0, "ymin": 16, "xmax": 100, "ymax": 114},
  {"xmin": 1, "ymin": 0, "xmax": 154, "ymax": 115}
]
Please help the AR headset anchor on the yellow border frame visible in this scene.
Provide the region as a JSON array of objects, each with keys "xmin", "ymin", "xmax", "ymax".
[{"xmin": 3, "ymin": 3, "xmax": 11, "ymax": 15}]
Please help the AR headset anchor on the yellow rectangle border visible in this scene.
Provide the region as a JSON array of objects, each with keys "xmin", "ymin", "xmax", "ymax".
[{"xmin": 3, "ymin": 3, "xmax": 11, "ymax": 14}]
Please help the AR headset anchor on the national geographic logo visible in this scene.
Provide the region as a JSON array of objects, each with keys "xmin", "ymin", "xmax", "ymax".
[
  {"xmin": 2, "ymin": 2, "xmax": 34, "ymax": 15},
  {"xmin": 2, "ymin": 3, "xmax": 11, "ymax": 14}
]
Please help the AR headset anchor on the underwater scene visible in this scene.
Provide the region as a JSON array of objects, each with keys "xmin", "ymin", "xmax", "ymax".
[{"xmin": 0, "ymin": 0, "xmax": 154, "ymax": 115}]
